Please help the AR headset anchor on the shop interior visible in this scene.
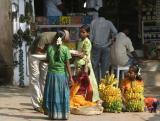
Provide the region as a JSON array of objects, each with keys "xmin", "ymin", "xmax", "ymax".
[
  {"xmin": 1, "ymin": 0, "xmax": 160, "ymax": 85},
  {"xmin": 34, "ymin": 0, "xmax": 160, "ymax": 59}
]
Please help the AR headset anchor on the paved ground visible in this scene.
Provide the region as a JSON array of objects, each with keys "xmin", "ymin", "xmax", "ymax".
[{"xmin": 0, "ymin": 85, "xmax": 160, "ymax": 121}]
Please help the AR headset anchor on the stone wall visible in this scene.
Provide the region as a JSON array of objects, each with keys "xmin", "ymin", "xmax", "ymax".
[{"xmin": 0, "ymin": 0, "xmax": 13, "ymax": 84}]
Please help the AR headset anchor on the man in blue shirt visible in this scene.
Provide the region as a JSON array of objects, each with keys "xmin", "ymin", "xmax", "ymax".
[
  {"xmin": 90, "ymin": 7, "xmax": 118, "ymax": 83},
  {"xmin": 44, "ymin": 0, "xmax": 64, "ymax": 16}
]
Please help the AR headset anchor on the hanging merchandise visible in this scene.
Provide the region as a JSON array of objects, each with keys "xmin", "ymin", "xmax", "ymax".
[
  {"xmin": 13, "ymin": 27, "xmax": 34, "ymax": 87},
  {"xmin": 17, "ymin": 29, "xmax": 25, "ymax": 87},
  {"xmin": 23, "ymin": 28, "xmax": 33, "ymax": 45},
  {"xmin": 12, "ymin": 0, "xmax": 35, "ymax": 86},
  {"xmin": 19, "ymin": 0, "xmax": 33, "ymax": 24},
  {"xmin": 25, "ymin": 0, "xmax": 33, "ymax": 24},
  {"xmin": 11, "ymin": 2, "xmax": 19, "ymax": 21},
  {"xmin": 99, "ymin": 73, "xmax": 122, "ymax": 113}
]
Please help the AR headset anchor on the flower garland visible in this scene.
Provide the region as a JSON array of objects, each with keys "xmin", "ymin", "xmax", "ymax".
[{"xmin": 12, "ymin": 0, "xmax": 34, "ymax": 87}]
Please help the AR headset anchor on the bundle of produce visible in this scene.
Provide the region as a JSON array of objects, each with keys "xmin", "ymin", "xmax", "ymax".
[
  {"xmin": 70, "ymin": 82, "xmax": 103, "ymax": 115},
  {"xmin": 70, "ymin": 82, "xmax": 96, "ymax": 108},
  {"xmin": 124, "ymin": 85, "xmax": 144, "ymax": 112},
  {"xmin": 144, "ymin": 96, "xmax": 160, "ymax": 113},
  {"xmin": 99, "ymin": 74, "xmax": 122, "ymax": 112}
]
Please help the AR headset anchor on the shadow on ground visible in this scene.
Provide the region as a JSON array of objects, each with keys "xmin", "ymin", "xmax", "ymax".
[
  {"xmin": 0, "ymin": 112, "xmax": 48, "ymax": 120},
  {"xmin": 148, "ymin": 113, "xmax": 160, "ymax": 121},
  {"xmin": 0, "ymin": 85, "xmax": 30, "ymax": 97}
]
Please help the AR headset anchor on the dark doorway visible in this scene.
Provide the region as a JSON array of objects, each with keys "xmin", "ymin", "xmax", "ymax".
[
  {"xmin": 118, "ymin": 0, "xmax": 141, "ymax": 49},
  {"xmin": 34, "ymin": 0, "xmax": 44, "ymax": 16},
  {"xmin": 63, "ymin": 0, "xmax": 85, "ymax": 13},
  {"xmin": 34, "ymin": 0, "xmax": 86, "ymax": 16},
  {"xmin": 0, "ymin": 54, "xmax": 11, "ymax": 85},
  {"xmin": 103, "ymin": 0, "xmax": 142, "ymax": 49}
]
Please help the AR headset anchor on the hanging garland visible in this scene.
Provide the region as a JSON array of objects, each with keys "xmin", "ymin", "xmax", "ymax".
[
  {"xmin": 18, "ymin": 29, "xmax": 25, "ymax": 87},
  {"xmin": 19, "ymin": 0, "xmax": 33, "ymax": 24},
  {"xmin": 12, "ymin": 0, "xmax": 34, "ymax": 87},
  {"xmin": 19, "ymin": 46, "xmax": 24, "ymax": 87},
  {"xmin": 13, "ymin": 27, "xmax": 34, "ymax": 87},
  {"xmin": 13, "ymin": 34, "xmax": 19, "ymax": 67},
  {"xmin": 25, "ymin": 0, "xmax": 33, "ymax": 24},
  {"xmin": 12, "ymin": 29, "xmax": 25, "ymax": 87}
]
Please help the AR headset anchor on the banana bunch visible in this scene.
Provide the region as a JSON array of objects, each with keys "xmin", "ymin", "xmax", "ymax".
[
  {"xmin": 124, "ymin": 85, "xmax": 144, "ymax": 101},
  {"xmin": 102, "ymin": 100, "xmax": 122, "ymax": 113},
  {"xmin": 99, "ymin": 74, "xmax": 117, "ymax": 91},
  {"xmin": 124, "ymin": 92, "xmax": 143, "ymax": 101},
  {"xmin": 103, "ymin": 87, "xmax": 121, "ymax": 97},
  {"xmin": 105, "ymin": 73, "xmax": 118, "ymax": 85},
  {"xmin": 104, "ymin": 95, "xmax": 122, "ymax": 103},
  {"xmin": 99, "ymin": 82, "xmax": 106, "ymax": 93},
  {"xmin": 132, "ymin": 86, "xmax": 144, "ymax": 93},
  {"xmin": 124, "ymin": 86, "xmax": 144, "ymax": 112},
  {"xmin": 126, "ymin": 100, "xmax": 144, "ymax": 112},
  {"xmin": 99, "ymin": 73, "xmax": 122, "ymax": 112}
]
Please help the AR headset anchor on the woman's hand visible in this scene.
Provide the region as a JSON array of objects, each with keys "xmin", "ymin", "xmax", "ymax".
[
  {"xmin": 122, "ymin": 97, "xmax": 127, "ymax": 104},
  {"xmin": 70, "ymin": 50, "xmax": 83, "ymax": 58},
  {"xmin": 69, "ymin": 77, "xmax": 74, "ymax": 87}
]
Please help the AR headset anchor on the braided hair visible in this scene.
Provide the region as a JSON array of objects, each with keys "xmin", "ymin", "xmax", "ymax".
[{"xmin": 54, "ymin": 30, "xmax": 65, "ymax": 62}]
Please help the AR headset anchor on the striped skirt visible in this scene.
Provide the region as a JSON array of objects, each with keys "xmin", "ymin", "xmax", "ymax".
[{"xmin": 43, "ymin": 72, "xmax": 70, "ymax": 120}]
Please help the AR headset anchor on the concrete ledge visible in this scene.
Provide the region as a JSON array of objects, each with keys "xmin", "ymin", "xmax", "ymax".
[
  {"xmin": 144, "ymin": 86, "xmax": 160, "ymax": 97},
  {"xmin": 142, "ymin": 71, "xmax": 160, "ymax": 87},
  {"xmin": 141, "ymin": 60, "xmax": 160, "ymax": 71}
]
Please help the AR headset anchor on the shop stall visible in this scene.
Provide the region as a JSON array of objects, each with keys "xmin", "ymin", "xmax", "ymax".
[
  {"xmin": 142, "ymin": 0, "xmax": 160, "ymax": 59},
  {"xmin": 12, "ymin": 0, "xmax": 93, "ymax": 86}
]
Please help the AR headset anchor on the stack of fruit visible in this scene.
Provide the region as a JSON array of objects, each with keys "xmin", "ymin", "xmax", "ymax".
[
  {"xmin": 124, "ymin": 85, "xmax": 144, "ymax": 112},
  {"xmin": 99, "ymin": 74, "xmax": 122, "ymax": 113}
]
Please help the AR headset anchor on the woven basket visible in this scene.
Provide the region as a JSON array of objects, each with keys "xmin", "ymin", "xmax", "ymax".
[{"xmin": 70, "ymin": 105, "xmax": 103, "ymax": 115}]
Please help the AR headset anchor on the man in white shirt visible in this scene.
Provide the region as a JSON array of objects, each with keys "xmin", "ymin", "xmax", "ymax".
[
  {"xmin": 90, "ymin": 7, "xmax": 118, "ymax": 83},
  {"xmin": 44, "ymin": 0, "xmax": 64, "ymax": 16},
  {"xmin": 86, "ymin": 0, "xmax": 103, "ymax": 19},
  {"xmin": 110, "ymin": 26, "xmax": 139, "ymax": 66}
]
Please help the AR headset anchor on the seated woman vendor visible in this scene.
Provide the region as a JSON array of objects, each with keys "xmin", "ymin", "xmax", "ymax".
[{"xmin": 120, "ymin": 65, "xmax": 144, "ymax": 112}]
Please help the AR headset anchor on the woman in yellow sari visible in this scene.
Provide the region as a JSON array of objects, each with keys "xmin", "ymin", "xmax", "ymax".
[{"xmin": 70, "ymin": 25, "xmax": 101, "ymax": 107}]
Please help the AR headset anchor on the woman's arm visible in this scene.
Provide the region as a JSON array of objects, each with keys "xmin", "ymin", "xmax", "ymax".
[
  {"xmin": 120, "ymin": 80, "xmax": 127, "ymax": 103},
  {"xmin": 121, "ymin": 88, "xmax": 126, "ymax": 104},
  {"xmin": 65, "ymin": 60, "xmax": 74, "ymax": 86},
  {"xmin": 70, "ymin": 50, "xmax": 84, "ymax": 58}
]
